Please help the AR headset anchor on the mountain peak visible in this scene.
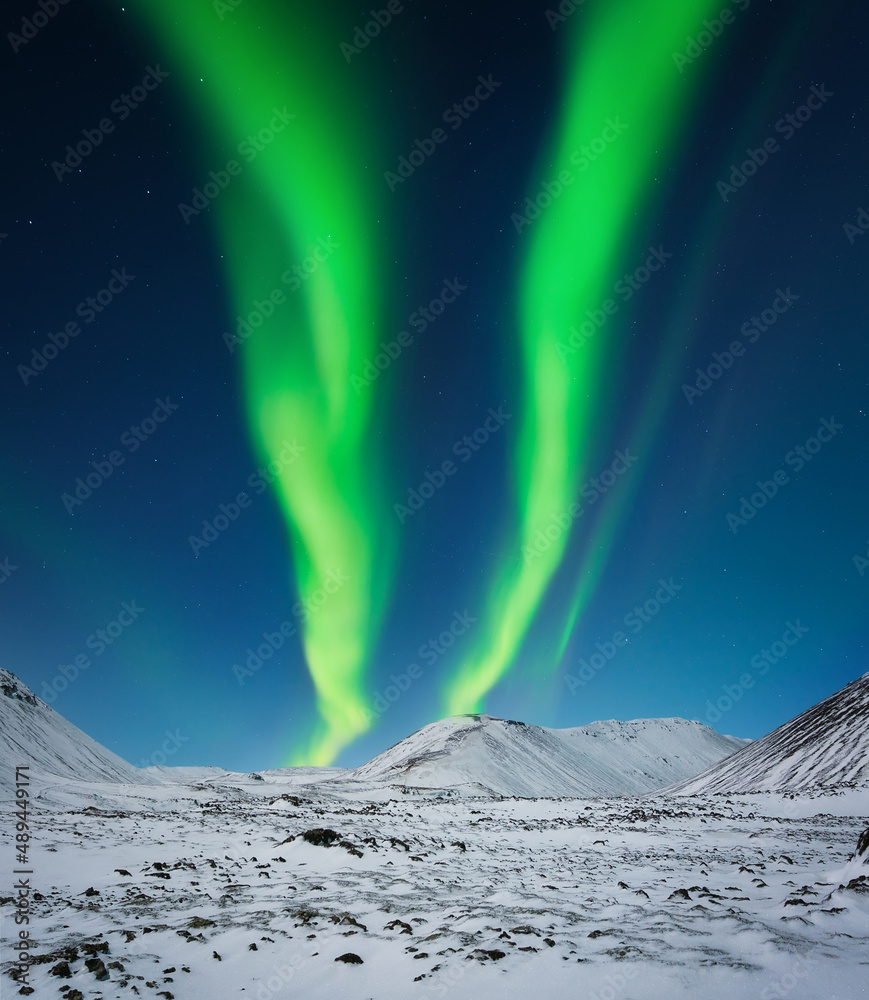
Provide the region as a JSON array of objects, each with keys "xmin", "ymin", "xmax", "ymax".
[
  {"xmin": 0, "ymin": 667, "xmax": 39, "ymax": 707},
  {"xmin": 663, "ymin": 671, "xmax": 869, "ymax": 795},
  {"xmin": 0, "ymin": 668, "xmax": 151, "ymax": 791},
  {"xmin": 354, "ymin": 713, "xmax": 747, "ymax": 797}
]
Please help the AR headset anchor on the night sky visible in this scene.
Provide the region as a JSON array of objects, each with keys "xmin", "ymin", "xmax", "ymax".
[{"xmin": 2, "ymin": 0, "xmax": 867, "ymax": 772}]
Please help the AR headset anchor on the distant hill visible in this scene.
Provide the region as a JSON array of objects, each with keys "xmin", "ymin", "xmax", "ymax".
[{"xmin": 353, "ymin": 713, "xmax": 749, "ymax": 797}]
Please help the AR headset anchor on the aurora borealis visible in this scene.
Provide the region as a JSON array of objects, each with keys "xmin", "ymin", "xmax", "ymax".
[
  {"xmin": 441, "ymin": 0, "xmax": 729, "ymax": 717},
  {"xmin": 2, "ymin": 0, "xmax": 868, "ymax": 771},
  {"xmin": 131, "ymin": 0, "xmax": 401, "ymax": 766}
]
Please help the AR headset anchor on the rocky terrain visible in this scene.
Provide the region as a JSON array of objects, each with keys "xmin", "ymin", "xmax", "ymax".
[{"xmin": 2, "ymin": 773, "xmax": 867, "ymax": 999}]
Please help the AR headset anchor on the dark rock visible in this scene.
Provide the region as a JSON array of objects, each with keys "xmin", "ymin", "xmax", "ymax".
[
  {"xmin": 302, "ymin": 828, "xmax": 340, "ymax": 847},
  {"xmin": 85, "ymin": 958, "xmax": 109, "ymax": 980},
  {"xmin": 335, "ymin": 952, "xmax": 363, "ymax": 964},
  {"xmin": 50, "ymin": 962, "xmax": 72, "ymax": 978},
  {"xmin": 384, "ymin": 919, "xmax": 412, "ymax": 934},
  {"xmin": 81, "ymin": 940, "xmax": 109, "ymax": 955}
]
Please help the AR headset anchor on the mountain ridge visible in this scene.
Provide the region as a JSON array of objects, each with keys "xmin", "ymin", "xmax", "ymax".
[
  {"xmin": 353, "ymin": 713, "xmax": 749, "ymax": 797},
  {"xmin": 661, "ymin": 670, "xmax": 869, "ymax": 795},
  {"xmin": 0, "ymin": 667, "xmax": 153, "ymax": 790}
]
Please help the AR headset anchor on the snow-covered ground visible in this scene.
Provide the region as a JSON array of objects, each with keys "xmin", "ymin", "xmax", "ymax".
[
  {"xmin": 3, "ymin": 773, "xmax": 867, "ymax": 1000},
  {"xmin": 2, "ymin": 668, "xmax": 867, "ymax": 998}
]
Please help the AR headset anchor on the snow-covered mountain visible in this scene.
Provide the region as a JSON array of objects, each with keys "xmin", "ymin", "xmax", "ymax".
[
  {"xmin": 0, "ymin": 668, "xmax": 151, "ymax": 790},
  {"xmin": 662, "ymin": 671, "xmax": 869, "ymax": 795},
  {"xmin": 353, "ymin": 713, "xmax": 748, "ymax": 797}
]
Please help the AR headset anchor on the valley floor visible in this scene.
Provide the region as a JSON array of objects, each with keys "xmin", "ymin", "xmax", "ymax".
[{"xmin": 2, "ymin": 776, "xmax": 868, "ymax": 1000}]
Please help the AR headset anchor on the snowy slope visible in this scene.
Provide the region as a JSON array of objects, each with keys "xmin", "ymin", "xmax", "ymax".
[
  {"xmin": 353, "ymin": 714, "xmax": 748, "ymax": 797},
  {"xmin": 0, "ymin": 668, "xmax": 152, "ymax": 789},
  {"xmin": 663, "ymin": 671, "xmax": 869, "ymax": 795}
]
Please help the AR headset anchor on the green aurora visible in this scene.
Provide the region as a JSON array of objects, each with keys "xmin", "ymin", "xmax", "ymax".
[
  {"xmin": 442, "ymin": 0, "xmax": 730, "ymax": 716},
  {"xmin": 136, "ymin": 0, "xmax": 397, "ymax": 764},
  {"xmin": 135, "ymin": 0, "xmax": 740, "ymax": 762}
]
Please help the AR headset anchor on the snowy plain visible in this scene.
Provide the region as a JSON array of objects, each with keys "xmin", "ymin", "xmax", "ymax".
[
  {"xmin": 1, "ymin": 669, "xmax": 867, "ymax": 999},
  {"xmin": 2, "ymin": 771, "xmax": 867, "ymax": 1000}
]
